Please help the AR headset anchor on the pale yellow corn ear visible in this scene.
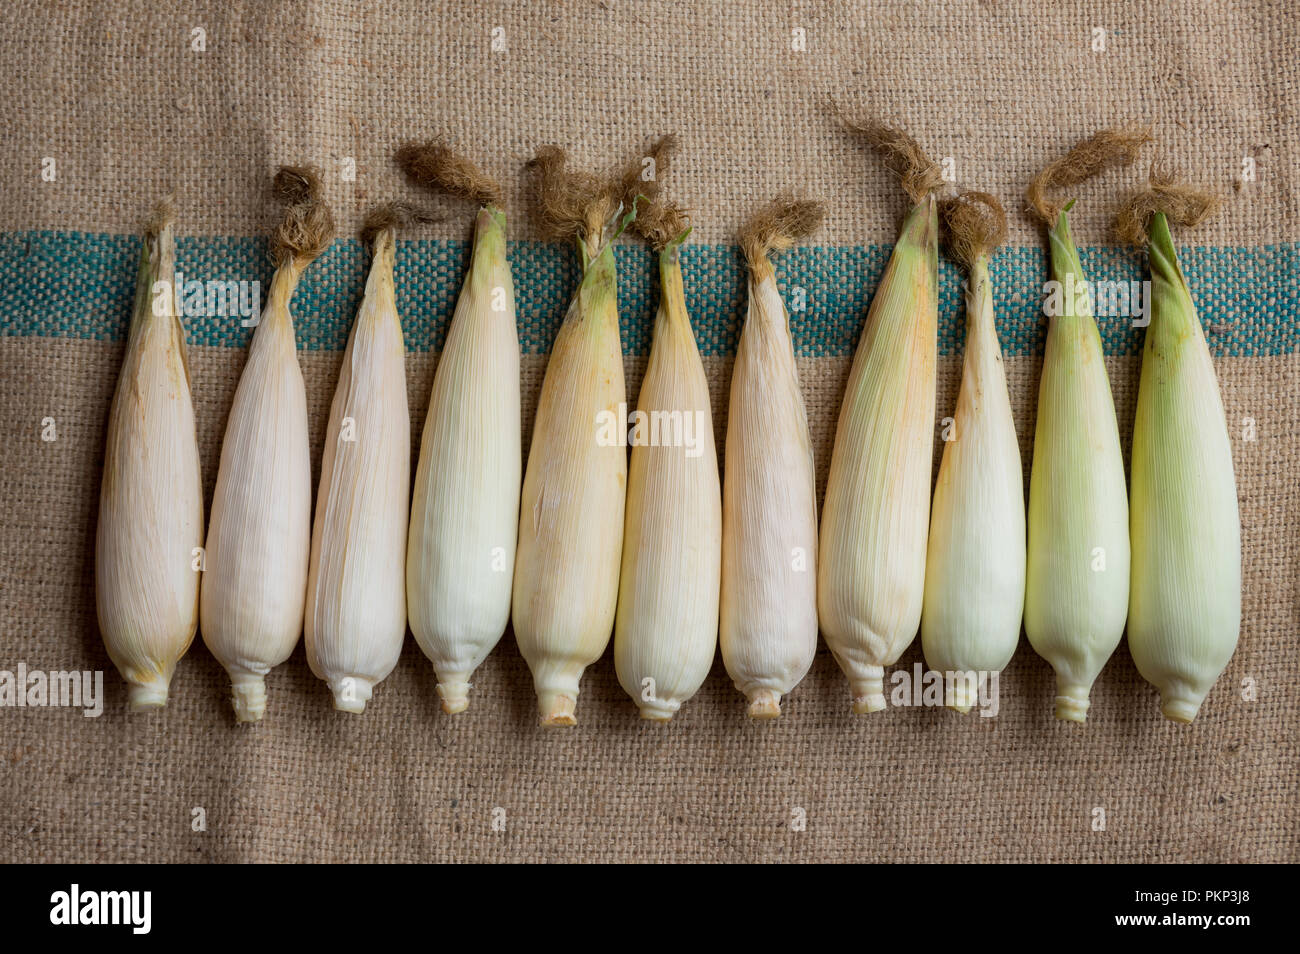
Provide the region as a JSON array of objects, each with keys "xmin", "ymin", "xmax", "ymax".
[
  {"xmin": 819, "ymin": 197, "xmax": 939, "ymax": 713},
  {"xmin": 720, "ymin": 197, "xmax": 822, "ymax": 719},
  {"xmin": 201, "ymin": 166, "xmax": 333, "ymax": 722},
  {"xmin": 614, "ymin": 237, "xmax": 721, "ymax": 720},
  {"xmin": 512, "ymin": 237, "xmax": 626, "ymax": 726},
  {"xmin": 921, "ymin": 193, "xmax": 1024, "ymax": 713},
  {"xmin": 95, "ymin": 201, "xmax": 203, "ymax": 709},
  {"xmin": 1127, "ymin": 211, "xmax": 1240, "ymax": 723},
  {"xmin": 304, "ymin": 221, "xmax": 410, "ymax": 713},
  {"xmin": 407, "ymin": 206, "xmax": 520, "ymax": 714},
  {"xmin": 1024, "ymin": 206, "xmax": 1130, "ymax": 723}
]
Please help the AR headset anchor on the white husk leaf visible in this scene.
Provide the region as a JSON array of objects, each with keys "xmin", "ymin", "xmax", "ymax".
[
  {"xmin": 614, "ymin": 246, "xmax": 721, "ymax": 720},
  {"xmin": 1127, "ymin": 213, "xmax": 1241, "ymax": 723},
  {"xmin": 95, "ymin": 211, "xmax": 203, "ymax": 710},
  {"xmin": 1024, "ymin": 210, "xmax": 1130, "ymax": 723},
  {"xmin": 407, "ymin": 207, "xmax": 521, "ymax": 714},
  {"xmin": 719, "ymin": 271, "xmax": 818, "ymax": 718},
  {"xmin": 921, "ymin": 255, "xmax": 1025, "ymax": 712},
  {"xmin": 818, "ymin": 198, "xmax": 938, "ymax": 713},
  {"xmin": 304, "ymin": 227, "xmax": 410, "ymax": 713},
  {"xmin": 200, "ymin": 261, "xmax": 314, "ymax": 722},
  {"xmin": 511, "ymin": 241, "xmax": 626, "ymax": 727}
]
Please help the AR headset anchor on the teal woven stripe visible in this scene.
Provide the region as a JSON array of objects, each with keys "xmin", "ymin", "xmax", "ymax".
[{"xmin": 1, "ymin": 230, "xmax": 1295, "ymax": 357}]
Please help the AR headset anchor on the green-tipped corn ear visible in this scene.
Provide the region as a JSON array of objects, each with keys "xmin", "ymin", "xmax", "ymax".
[
  {"xmin": 819, "ymin": 197, "xmax": 939, "ymax": 713},
  {"xmin": 407, "ymin": 207, "xmax": 521, "ymax": 715},
  {"xmin": 512, "ymin": 242, "xmax": 626, "ymax": 727},
  {"xmin": 1127, "ymin": 212, "xmax": 1241, "ymax": 723},
  {"xmin": 1024, "ymin": 209, "xmax": 1130, "ymax": 723}
]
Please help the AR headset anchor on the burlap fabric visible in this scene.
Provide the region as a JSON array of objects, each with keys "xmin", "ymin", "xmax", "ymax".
[{"xmin": 1, "ymin": 1, "xmax": 1296, "ymax": 862}]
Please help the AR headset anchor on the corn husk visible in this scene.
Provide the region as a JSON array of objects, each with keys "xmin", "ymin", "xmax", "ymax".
[
  {"xmin": 1023, "ymin": 205, "xmax": 1131, "ymax": 722},
  {"xmin": 399, "ymin": 144, "xmax": 520, "ymax": 715},
  {"xmin": 1120, "ymin": 181, "xmax": 1240, "ymax": 723},
  {"xmin": 921, "ymin": 193, "xmax": 1024, "ymax": 712},
  {"xmin": 201, "ymin": 167, "xmax": 333, "ymax": 722},
  {"xmin": 614, "ymin": 226, "xmax": 721, "ymax": 721},
  {"xmin": 95, "ymin": 201, "xmax": 203, "ymax": 709},
  {"xmin": 512, "ymin": 243, "xmax": 624, "ymax": 726},
  {"xmin": 512, "ymin": 142, "xmax": 664, "ymax": 727},
  {"xmin": 303, "ymin": 211, "xmax": 411, "ymax": 713},
  {"xmin": 719, "ymin": 196, "xmax": 823, "ymax": 718},
  {"xmin": 1023, "ymin": 128, "xmax": 1149, "ymax": 722},
  {"xmin": 819, "ymin": 117, "xmax": 942, "ymax": 713}
]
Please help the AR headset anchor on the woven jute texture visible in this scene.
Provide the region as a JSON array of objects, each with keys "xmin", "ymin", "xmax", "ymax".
[{"xmin": 1, "ymin": 0, "xmax": 1297, "ymax": 862}]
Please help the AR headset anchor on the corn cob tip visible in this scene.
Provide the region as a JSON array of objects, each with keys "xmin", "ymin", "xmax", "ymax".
[
  {"xmin": 330, "ymin": 677, "xmax": 373, "ymax": 714},
  {"xmin": 746, "ymin": 689, "xmax": 783, "ymax": 720},
  {"xmin": 538, "ymin": 692, "xmax": 578, "ymax": 728},
  {"xmin": 632, "ymin": 195, "xmax": 691, "ymax": 252},
  {"xmin": 737, "ymin": 194, "xmax": 826, "ymax": 276},
  {"xmin": 852, "ymin": 695, "xmax": 887, "ymax": 715},
  {"xmin": 437, "ymin": 680, "xmax": 471, "ymax": 715},
  {"xmin": 835, "ymin": 109, "xmax": 945, "ymax": 204},
  {"xmin": 395, "ymin": 139, "xmax": 505, "ymax": 209},
  {"xmin": 617, "ymin": 133, "xmax": 678, "ymax": 219},
  {"xmin": 359, "ymin": 200, "xmax": 438, "ymax": 246},
  {"xmin": 528, "ymin": 135, "xmax": 678, "ymax": 251},
  {"xmin": 638, "ymin": 700, "xmax": 678, "ymax": 722},
  {"xmin": 143, "ymin": 197, "xmax": 176, "ymax": 239},
  {"xmin": 1026, "ymin": 125, "xmax": 1153, "ymax": 226},
  {"xmin": 270, "ymin": 164, "xmax": 335, "ymax": 268},
  {"xmin": 477, "ymin": 204, "xmax": 507, "ymax": 232},
  {"xmin": 126, "ymin": 678, "xmax": 169, "ymax": 711},
  {"xmin": 1114, "ymin": 166, "xmax": 1221, "ymax": 246},
  {"xmin": 230, "ymin": 675, "xmax": 268, "ymax": 723},
  {"xmin": 1054, "ymin": 687, "xmax": 1091, "ymax": 723},
  {"xmin": 620, "ymin": 134, "xmax": 689, "ymax": 251},
  {"xmin": 1160, "ymin": 697, "xmax": 1201, "ymax": 724},
  {"xmin": 940, "ymin": 190, "xmax": 1007, "ymax": 268},
  {"xmin": 846, "ymin": 667, "xmax": 887, "ymax": 713},
  {"xmin": 527, "ymin": 145, "xmax": 619, "ymax": 247}
]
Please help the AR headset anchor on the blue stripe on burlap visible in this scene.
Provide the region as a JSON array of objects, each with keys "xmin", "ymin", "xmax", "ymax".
[{"xmin": 0, "ymin": 230, "xmax": 1295, "ymax": 357}]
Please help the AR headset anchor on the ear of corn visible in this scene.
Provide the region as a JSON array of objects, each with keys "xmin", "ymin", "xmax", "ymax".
[
  {"xmin": 818, "ymin": 197, "xmax": 939, "ymax": 713},
  {"xmin": 201, "ymin": 168, "xmax": 331, "ymax": 722},
  {"xmin": 200, "ymin": 263, "xmax": 314, "ymax": 721},
  {"xmin": 1127, "ymin": 211, "xmax": 1240, "ymax": 723},
  {"xmin": 719, "ymin": 265, "xmax": 819, "ymax": 718},
  {"xmin": 1024, "ymin": 207, "xmax": 1130, "ymax": 722},
  {"xmin": 614, "ymin": 236, "xmax": 721, "ymax": 720},
  {"xmin": 512, "ymin": 236, "xmax": 627, "ymax": 727},
  {"xmin": 719, "ymin": 198, "xmax": 822, "ymax": 718},
  {"xmin": 95, "ymin": 204, "xmax": 204, "ymax": 709},
  {"xmin": 304, "ymin": 222, "xmax": 411, "ymax": 713},
  {"xmin": 921, "ymin": 208, "xmax": 1024, "ymax": 712},
  {"xmin": 407, "ymin": 206, "xmax": 520, "ymax": 714}
]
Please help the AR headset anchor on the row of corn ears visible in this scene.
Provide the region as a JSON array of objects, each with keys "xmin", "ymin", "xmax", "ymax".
[{"xmin": 95, "ymin": 123, "xmax": 1238, "ymax": 727}]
